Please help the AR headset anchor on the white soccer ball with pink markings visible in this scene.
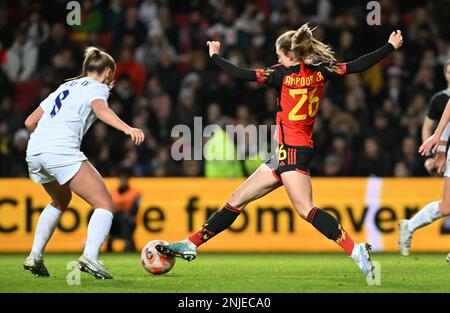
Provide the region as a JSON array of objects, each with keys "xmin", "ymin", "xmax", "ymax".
[{"xmin": 140, "ymin": 240, "xmax": 176, "ymax": 275}]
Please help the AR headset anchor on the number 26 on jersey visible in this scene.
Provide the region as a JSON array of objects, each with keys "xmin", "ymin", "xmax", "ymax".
[{"xmin": 288, "ymin": 86, "xmax": 319, "ymax": 121}]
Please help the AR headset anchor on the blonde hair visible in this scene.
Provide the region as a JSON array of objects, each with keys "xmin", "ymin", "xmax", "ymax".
[
  {"xmin": 67, "ymin": 47, "xmax": 116, "ymax": 89},
  {"xmin": 276, "ymin": 23, "xmax": 337, "ymax": 67}
]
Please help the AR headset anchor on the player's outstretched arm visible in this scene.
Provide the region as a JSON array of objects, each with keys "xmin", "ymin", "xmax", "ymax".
[
  {"xmin": 420, "ymin": 99, "xmax": 450, "ymax": 155},
  {"xmin": 92, "ymin": 99, "xmax": 145, "ymax": 145},
  {"xmin": 344, "ymin": 30, "xmax": 403, "ymax": 74},
  {"xmin": 207, "ymin": 41, "xmax": 257, "ymax": 81}
]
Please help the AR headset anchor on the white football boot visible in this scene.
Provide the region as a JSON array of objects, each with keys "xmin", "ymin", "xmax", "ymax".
[
  {"xmin": 77, "ymin": 255, "xmax": 113, "ymax": 279},
  {"xmin": 351, "ymin": 243, "xmax": 374, "ymax": 278},
  {"xmin": 23, "ymin": 255, "xmax": 50, "ymax": 277}
]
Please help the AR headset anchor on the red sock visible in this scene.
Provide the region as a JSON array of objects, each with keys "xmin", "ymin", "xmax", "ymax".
[
  {"xmin": 188, "ymin": 228, "xmax": 214, "ymax": 247},
  {"xmin": 307, "ymin": 207, "xmax": 355, "ymax": 256},
  {"xmin": 188, "ymin": 203, "xmax": 240, "ymax": 247},
  {"xmin": 336, "ymin": 226, "xmax": 355, "ymax": 256}
]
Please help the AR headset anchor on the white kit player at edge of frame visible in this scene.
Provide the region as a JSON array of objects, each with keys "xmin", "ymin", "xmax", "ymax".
[
  {"xmin": 403, "ymin": 96, "xmax": 450, "ymax": 262},
  {"xmin": 22, "ymin": 47, "xmax": 145, "ymax": 279}
]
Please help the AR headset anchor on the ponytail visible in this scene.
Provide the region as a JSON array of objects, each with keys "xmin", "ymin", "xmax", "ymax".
[
  {"xmin": 276, "ymin": 23, "xmax": 340, "ymax": 71},
  {"xmin": 66, "ymin": 46, "xmax": 116, "ymax": 89},
  {"xmin": 290, "ymin": 23, "xmax": 337, "ymax": 65}
]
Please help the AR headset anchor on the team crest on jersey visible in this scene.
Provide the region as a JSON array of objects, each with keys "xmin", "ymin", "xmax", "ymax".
[
  {"xmin": 255, "ymin": 68, "xmax": 275, "ymax": 84},
  {"xmin": 260, "ymin": 68, "xmax": 275, "ymax": 76}
]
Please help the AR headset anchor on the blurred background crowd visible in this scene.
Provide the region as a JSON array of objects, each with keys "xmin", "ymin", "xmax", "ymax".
[{"xmin": 0, "ymin": 0, "xmax": 449, "ymax": 178}]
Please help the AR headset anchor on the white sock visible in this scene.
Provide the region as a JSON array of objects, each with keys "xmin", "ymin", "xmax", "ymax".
[
  {"xmin": 182, "ymin": 238, "xmax": 197, "ymax": 250},
  {"xmin": 30, "ymin": 204, "xmax": 63, "ymax": 260},
  {"xmin": 350, "ymin": 243, "xmax": 359, "ymax": 258},
  {"xmin": 408, "ymin": 201, "xmax": 442, "ymax": 233},
  {"xmin": 83, "ymin": 208, "xmax": 113, "ymax": 261}
]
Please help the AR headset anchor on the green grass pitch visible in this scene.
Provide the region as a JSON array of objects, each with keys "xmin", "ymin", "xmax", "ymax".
[{"xmin": 1, "ymin": 253, "xmax": 449, "ymax": 293}]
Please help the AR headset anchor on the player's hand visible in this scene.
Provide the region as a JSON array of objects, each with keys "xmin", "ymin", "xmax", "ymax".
[
  {"xmin": 388, "ymin": 30, "xmax": 403, "ymax": 49},
  {"xmin": 435, "ymin": 151, "xmax": 446, "ymax": 175},
  {"xmin": 419, "ymin": 133, "xmax": 440, "ymax": 156},
  {"xmin": 124, "ymin": 127, "xmax": 145, "ymax": 145},
  {"xmin": 207, "ymin": 41, "xmax": 221, "ymax": 57}
]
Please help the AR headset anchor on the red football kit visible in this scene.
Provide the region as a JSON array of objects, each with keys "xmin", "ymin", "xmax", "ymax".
[{"xmin": 256, "ymin": 61, "xmax": 346, "ymax": 147}]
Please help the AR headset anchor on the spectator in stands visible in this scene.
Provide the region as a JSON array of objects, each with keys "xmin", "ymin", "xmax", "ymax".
[
  {"xmin": 113, "ymin": 73, "xmax": 136, "ymax": 123},
  {"xmin": 393, "ymin": 161, "xmax": 411, "ymax": 177},
  {"xmin": 371, "ymin": 111, "xmax": 400, "ymax": 152},
  {"xmin": 38, "ymin": 22, "xmax": 79, "ymax": 70},
  {"xmin": 102, "ymin": 0, "xmax": 124, "ymax": 32},
  {"xmin": 52, "ymin": 48, "xmax": 78, "ymax": 83},
  {"xmin": 9, "ymin": 128, "xmax": 29, "ymax": 177},
  {"xmin": 22, "ymin": 11, "xmax": 49, "ymax": 46},
  {"xmin": 3, "ymin": 28, "xmax": 37, "ymax": 81},
  {"xmin": 112, "ymin": 6, "xmax": 147, "ymax": 51},
  {"xmin": 115, "ymin": 48, "xmax": 147, "ymax": 95},
  {"xmin": 181, "ymin": 160, "xmax": 202, "ymax": 177},
  {"xmin": 354, "ymin": 137, "xmax": 392, "ymax": 177},
  {"xmin": 0, "ymin": 68, "xmax": 12, "ymax": 101},
  {"xmin": 107, "ymin": 167, "xmax": 141, "ymax": 252},
  {"xmin": 0, "ymin": 5, "xmax": 14, "ymax": 49},
  {"xmin": 398, "ymin": 136, "xmax": 426, "ymax": 176},
  {"xmin": 175, "ymin": 86, "xmax": 200, "ymax": 131},
  {"xmin": 135, "ymin": 29, "xmax": 177, "ymax": 73},
  {"xmin": 323, "ymin": 154, "xmax": 344, "ymax": 177},
  {"xmin": 330, "ymin": 135, "xmax": 354, "ymax": 176},
  {"xmin": 138, "ymin": 0, "xmax": 158, "ymax": 28},
  {"xmin": 71, "ymin": 0, "xmax": 103, "ymax": 42},
  {"xmin": 0, "ymin": 96, "xmax": 22, "ymax": 132},
  {"xmin": 178, "ymin": 8, "xmax": 209, "ymax": 53},
  {"xmin": 0, "ymin": 121, "xmax": 11, "ymax": 175}
]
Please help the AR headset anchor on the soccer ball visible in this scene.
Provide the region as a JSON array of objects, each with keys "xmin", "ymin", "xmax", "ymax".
[
  {"xmin": 446, "ymin": 253, "xmax": 450, "ymax": 264},
  {"xmin": 141, "ymin": 240, "xmax": 176, "ymax": 275}
]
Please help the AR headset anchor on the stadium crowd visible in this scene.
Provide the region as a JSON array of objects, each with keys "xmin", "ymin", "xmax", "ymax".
[{"xmin": 0, "ymin": 0, "xmax": 449, "ymax": 178}]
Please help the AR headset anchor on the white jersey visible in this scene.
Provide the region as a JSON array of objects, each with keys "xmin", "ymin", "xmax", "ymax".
[{"xmin": 27, "ymin": 77, "xmax": 109, "ymax": 156}]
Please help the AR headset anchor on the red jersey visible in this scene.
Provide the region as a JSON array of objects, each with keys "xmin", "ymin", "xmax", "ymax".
[{"xmin": 256, "ymin": 62, "xmax": 346, "ymax": 147}]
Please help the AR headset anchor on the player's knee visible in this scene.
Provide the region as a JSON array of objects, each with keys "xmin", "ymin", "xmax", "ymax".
[
  {"xmin": 293, "ymin": 202, "xmax": 313, "ymax": 220},
  {"xmin": 227, "ymin": 191, "xmax": 247, "ymax": 211},
  {"xmin": 96, "ymin": 202, "xmax": 115, "ymax": 213},
  {"xmin": 102, "ymin": 199, "xmax": 115, "ymax": 213},
  {"xmin": 92, "ymin": 194, "xmax": 115, "ymax": 212}
]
